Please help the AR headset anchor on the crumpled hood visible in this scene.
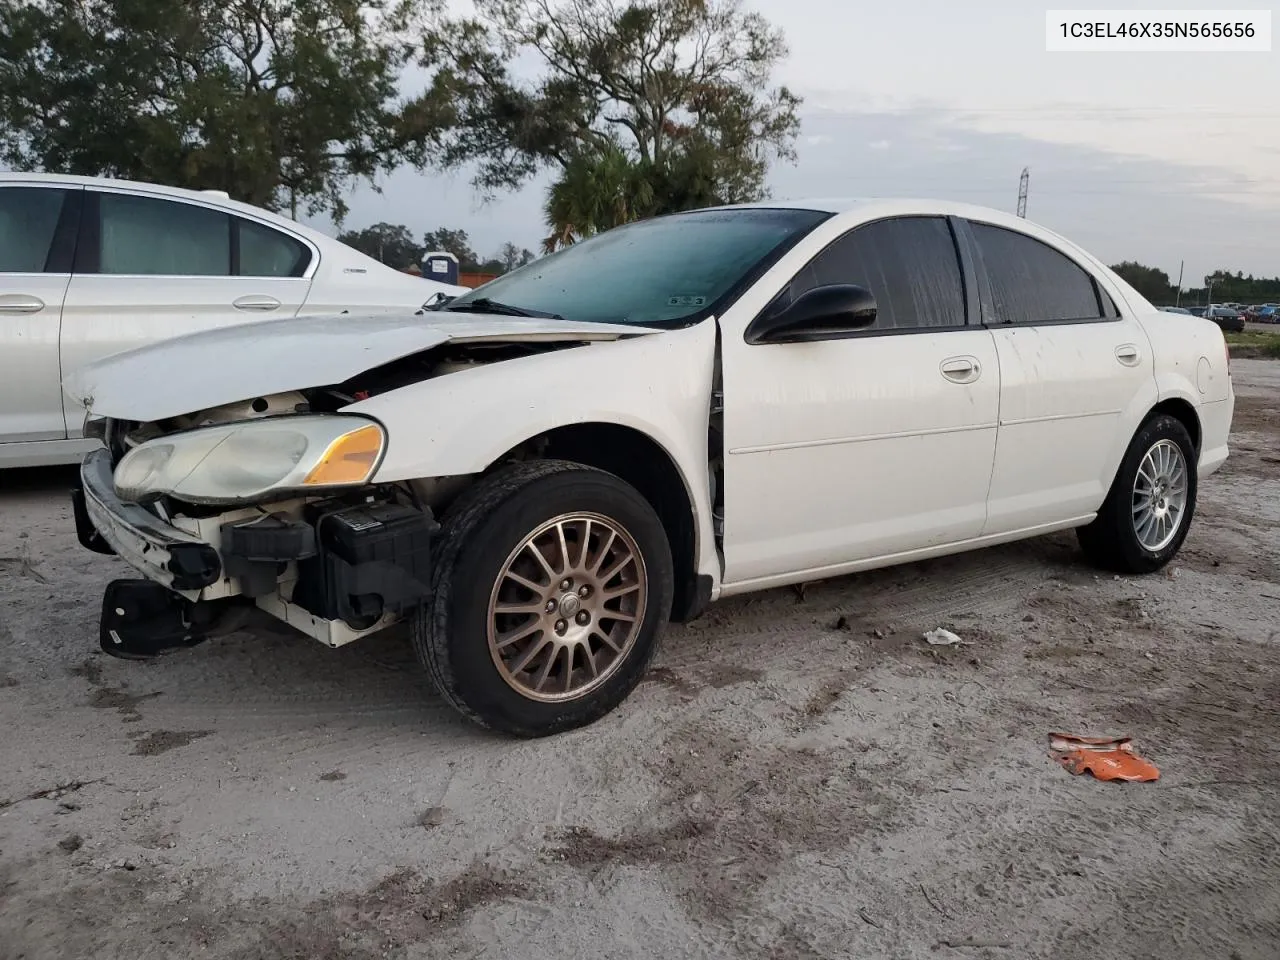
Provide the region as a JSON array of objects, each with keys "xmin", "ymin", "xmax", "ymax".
[{"xmin": 65, "ymin": 311, "xmax": 654, "ymax": 422}]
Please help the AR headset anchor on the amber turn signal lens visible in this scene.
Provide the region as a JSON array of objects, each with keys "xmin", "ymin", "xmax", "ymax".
[{"xmin": 303, "ymin": 424, "xmax": 384, "ymax": 486}]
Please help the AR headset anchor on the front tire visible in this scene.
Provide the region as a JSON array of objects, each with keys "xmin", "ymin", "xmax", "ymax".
[
  {"xmin": 1077, "ymin": 414, "xmax": 1197, "ymax": 574},
  {"xmin": 413, "ymin": 460, "xmax": 673, "ymax": 737}
]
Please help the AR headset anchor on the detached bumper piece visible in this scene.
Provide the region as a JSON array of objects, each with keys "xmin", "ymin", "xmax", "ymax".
[{"xmin": 99, "ymin": 579, "xmax": 244, "ymax": 660}]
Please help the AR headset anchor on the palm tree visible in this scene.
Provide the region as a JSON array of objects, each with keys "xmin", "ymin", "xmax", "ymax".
[{"xmin": 542, "ymin": 145, "xmax": 655, "ymax": 252}]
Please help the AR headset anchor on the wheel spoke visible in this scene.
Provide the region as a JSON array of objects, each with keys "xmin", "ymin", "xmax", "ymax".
[
  {"xmin": 510, "ymin": 636, "xmax": 551, "ymax": 675},
  {"xmin": 604, "ymin": 582, "xmax": 641, "ymax": 601},
  {"xmin": 593, "ymin": 628, "xmax": 622, "ymax": 653},
  {"xmin": 525, "ymin": 540, "xmax": 558, "ymax": 582},
  {"xmin": 582, "ymin": 644, "xmax": 599, "ymax": 678},
  {"xmin": 562, "ymin": 646, "xmax": 575, "ymax": 694},
  {"xmin": 504, "ymin": 569, "xmax": 546, "ymax": 593},
  {"xmin": 533, "ymin": 644, "xmax": 558, "ymax": 691},
  {"xmin": 590, "ymin": 530, "xmax": 616, "ymax": 575},
  {"xmin": 495, "ymin": 621, "xmax": 542, "ymax": 649},
  {"xmin": 555, "ymin": 522, "xmax": 572, "ymax": 577},
  {"xmin": 599, "ymin": 552, "xmax": 634, "ymax": 584},
  {"xmin": 494, "ymin": 600, "xmax": 545, "ymax": 615},
  {"xmin": 601, "ymin": 609, "xmax": 638, "ymax": 623},
  {"xmin": 576, "ymin": 519, "xmax": 592, "ymax": 571}
]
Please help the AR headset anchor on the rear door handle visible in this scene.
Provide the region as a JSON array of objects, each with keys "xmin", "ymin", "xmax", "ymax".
[
  {"xmin": 233, "ymin": 295, "xmax": 282, "ymax": 312},
  {"xmin": 1115, "ymin": 344, "xmax": 1141, "ymax": 366},
  {"xmin": 940, "ymin": 356, "xmax": 981, "ymax": 384},
  {"xmin": 0, "ymin": 294, "xmax": 45, "ymax": 315}
]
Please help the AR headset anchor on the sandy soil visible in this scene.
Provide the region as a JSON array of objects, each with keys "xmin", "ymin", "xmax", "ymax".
[{"xmin": 2, "ymin": 361, "xmax": 1278, "ymax": 960}]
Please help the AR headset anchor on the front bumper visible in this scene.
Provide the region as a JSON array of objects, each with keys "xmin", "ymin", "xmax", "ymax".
[
  {"xmin": 73, "ymin": 448, "xmax": 436, "ymax": 649},
  {"xmin": 75, "ymin": 448, "xmax": 222, "ymax": 593}
]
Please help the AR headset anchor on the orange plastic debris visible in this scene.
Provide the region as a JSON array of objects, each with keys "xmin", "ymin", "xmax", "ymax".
[{"xmin": 1048, "ymin": 733, "xmax": 1160, "ymax": 782}]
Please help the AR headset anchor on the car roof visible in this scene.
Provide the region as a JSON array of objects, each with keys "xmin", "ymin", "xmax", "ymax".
[{"xmin": 695, "ymin": 196, "xmax": 1093, "ymax": 248}]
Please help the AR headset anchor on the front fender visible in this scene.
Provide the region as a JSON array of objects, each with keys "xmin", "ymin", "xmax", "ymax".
[{"xmin": 345, "ymin": 319, "xmax": 720, "ymax": 582}]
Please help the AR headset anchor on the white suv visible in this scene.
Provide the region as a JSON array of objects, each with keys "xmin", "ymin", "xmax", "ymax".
[{"xmin": 0, "ymin": 173, "xmax": 465, "ymax": 468}]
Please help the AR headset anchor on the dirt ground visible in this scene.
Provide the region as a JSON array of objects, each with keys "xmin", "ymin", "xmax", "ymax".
[{"xmin": 2, "ymin": 361, "xmax": 1278, "ymax": 960}]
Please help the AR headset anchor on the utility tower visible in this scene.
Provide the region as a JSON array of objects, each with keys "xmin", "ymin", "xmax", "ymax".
[{"xmin": 1016, "ymin": 168, "xmax": 1030, "ymax": 218}]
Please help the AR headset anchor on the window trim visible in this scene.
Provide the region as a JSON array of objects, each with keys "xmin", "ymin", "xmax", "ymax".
[
  {"xmin": 746, "ymin": 214, "xmax": 973, "ymax": 344},
  {"xmin": 957, "ymin": 217, "xmax": 1124, "ymax": 328},
  {"xmin": 74, "ymin": 186, "xmax": 319, "ymax": 280}
]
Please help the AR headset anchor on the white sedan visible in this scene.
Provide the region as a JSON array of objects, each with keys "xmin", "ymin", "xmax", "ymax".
[
  {"xmin": 65, "ymin": 198, "xmax": 1234, "ymax": 737},
  {"xmin": 0, "ymin": 173, "xmax": 465, "ymax": 468}
]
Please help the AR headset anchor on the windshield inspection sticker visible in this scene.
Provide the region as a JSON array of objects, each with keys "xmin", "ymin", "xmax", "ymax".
[{"xmin": 668, "ymin": 295, "xmax": 707, "ymax": 307}]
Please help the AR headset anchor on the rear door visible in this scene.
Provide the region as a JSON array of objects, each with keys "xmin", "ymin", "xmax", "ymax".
[
  {"xmin": 0, "ymin": 184, "xmax": 82, "ymax": 443},
  {"xmin": 60, "ymin": 189, "xmax": 315, "ymax": 435},
  {"xmin": 961, "ymin": 219, "xmax": 1155, "ymax": 535}
]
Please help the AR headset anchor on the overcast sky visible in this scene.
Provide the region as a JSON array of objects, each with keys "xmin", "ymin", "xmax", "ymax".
[{"xmin": 310, "ymin": 0, "xmax": 1279, "ymax": 286}]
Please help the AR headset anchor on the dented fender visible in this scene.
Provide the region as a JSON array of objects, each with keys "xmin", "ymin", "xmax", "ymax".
[{"xmin": 345, "ymin": 319, "xmax": 722, "ymax": 588}]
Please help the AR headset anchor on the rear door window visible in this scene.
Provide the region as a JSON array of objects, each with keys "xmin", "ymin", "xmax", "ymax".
[
  {"xmin": 236, "ymin": 219, "xmax": 312, "ymax": 277},
  {"xmin": 968, "ymin": 222, "xmax": 1105, "ymax": 324},
  {"xmin": 98, "ymin": 193, "xmax": 231, "ymax": 276}
]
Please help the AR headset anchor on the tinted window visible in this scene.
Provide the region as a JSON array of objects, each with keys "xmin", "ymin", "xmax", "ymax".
[
  {"xmin": 970, "ymin": 222, "xmax": 1103, "ymax": 324},
  {"xmin": 0, "ymin": 187, "xmax": 67, "ymax": 273},
  {"xmin": 440, "ymin": 207, "xmax": 830, "ymax": 326},
  {"xmin": 787, "ymin": 216, "xmax": 966, "ymax": 330},
  {"xmin": 99, "ymin": 193, "xmax": 230, "ymax": 276},
  {"xmin": 238, "ymin": 219, "xmax": 310, "ymax": 277}
]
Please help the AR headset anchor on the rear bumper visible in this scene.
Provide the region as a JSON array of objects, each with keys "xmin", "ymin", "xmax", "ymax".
[
  {"xmin": 75, "ymin": 448, "xmax": 221, "ymax": 592},
  {"xmin": 1196, "ymin": 394, "xmax": 1234, "ymax": 480}
]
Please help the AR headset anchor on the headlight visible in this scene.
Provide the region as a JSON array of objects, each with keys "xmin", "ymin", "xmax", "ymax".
[{"xmin": 113, "ymin": 415, "xmax": 386, "ymax": 505}]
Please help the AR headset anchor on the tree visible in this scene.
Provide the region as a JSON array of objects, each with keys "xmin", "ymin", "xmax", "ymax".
[
  {"xmin": 0, "ymin": 0, "xmax": 448, "ymax": 221},
  {"xmin": 498, "ymin": 241, "xmax": 536, "ymax": 272},
  {"xmin": 1110, "ymin": 261, "xmax": 1176, "ymax": 304},
  {"xmin": 336, "ymin": 222, "xmax": 421, "ymax": 269},
  {"xmin": 422, "ymin": 0, "xmax": 801, "ymax": 211},
  {"xmin": 422, "ymin": 227, "xmax": 480, "ymax": 270}
]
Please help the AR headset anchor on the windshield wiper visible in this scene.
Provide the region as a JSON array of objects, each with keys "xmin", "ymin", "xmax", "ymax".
[{"xmin": 442, "ymin": 297, "xmax": 565, "ymax": 321}]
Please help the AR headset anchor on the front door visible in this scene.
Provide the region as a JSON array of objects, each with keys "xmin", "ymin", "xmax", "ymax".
[
  {"xmin": 0, "ymin": 184, "xmax": 82, "ymax": 444},
  {"xmin": 719, "ymin": 215, "xmax": 1001, "ymax": 587}
]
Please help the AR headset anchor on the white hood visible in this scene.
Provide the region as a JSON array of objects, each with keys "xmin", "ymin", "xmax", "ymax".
[{"xmin": 65, "ymin": 312, "xmax": 653, "ymax": 422}]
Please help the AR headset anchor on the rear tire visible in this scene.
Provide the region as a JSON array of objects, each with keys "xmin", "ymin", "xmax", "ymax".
[
  {"xmin": 413, "ymin": 459, "xmax": 673, "ymax": 737},
  {"xmin": 1077, "ymin": 414, "xmax": 1197, "ymax": 574}
]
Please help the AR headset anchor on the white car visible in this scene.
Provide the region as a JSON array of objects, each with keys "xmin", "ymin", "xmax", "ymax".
[
  {"xmin": 65, "ymin": 199, "xmax": 1234, "ymax": 737},
  {"xmin": 0, "ymin": 173, "xmax": 465, "ymax": 468}
]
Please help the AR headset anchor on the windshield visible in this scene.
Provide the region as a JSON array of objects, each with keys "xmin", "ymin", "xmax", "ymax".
[{"xmin": 442, "ymin": 207, "xmax": 830, "ymax": 326}]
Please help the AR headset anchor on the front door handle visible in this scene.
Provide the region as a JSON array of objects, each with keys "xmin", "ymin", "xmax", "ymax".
[
  {"xmin": 0, "ymin": 294, "xmax": 46, "ymax": 315},
  {"xmin": 233, "ymin": 295, "xmax": 282, "ymax": 312},
  {"xmin": 1115, "ymin": 344, "xmax": 1141, "ymax": 366},
  {"xmin": 940, "ymin": 356, "xmax": 982, "ymax": 384}
]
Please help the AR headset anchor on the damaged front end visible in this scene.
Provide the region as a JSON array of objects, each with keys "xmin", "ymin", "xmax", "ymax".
[
  {"xmin": 73, "ymin": 378, "xmax": 459, "ymax": 659},
  {"xmin": 65, "ymin": 313, "xmax": 651, "ymax": 660}
]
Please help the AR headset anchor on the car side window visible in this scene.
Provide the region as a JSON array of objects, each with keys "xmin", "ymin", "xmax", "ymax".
[
  {"xmin": 969, "ymin": 222, "xmax": 1105, "ymax": 324},
  {"xmin": 98, "ymin": 192, "xmax": 231, "ymax": 276},
  {"xmin": 0, "ymin": 187, "xmax": 69, "ymax": 273},
  {"xmin": 787, "ymin": 216, "xmax": 966, "ymax": 331},
  {"xmin": 237, "ymin": 218, "xmax": 311, "ymax": 278}
]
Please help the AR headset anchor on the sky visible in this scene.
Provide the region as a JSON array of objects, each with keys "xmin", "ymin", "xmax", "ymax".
[{"xmin": 308, "ymin": 0, "xmax": 1280, "ymax": 287}]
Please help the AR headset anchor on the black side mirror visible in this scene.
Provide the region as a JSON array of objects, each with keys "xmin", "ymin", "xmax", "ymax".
[{"xmin": 745, "ymin": 284, "xmax": 878, "ymax": 344}]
